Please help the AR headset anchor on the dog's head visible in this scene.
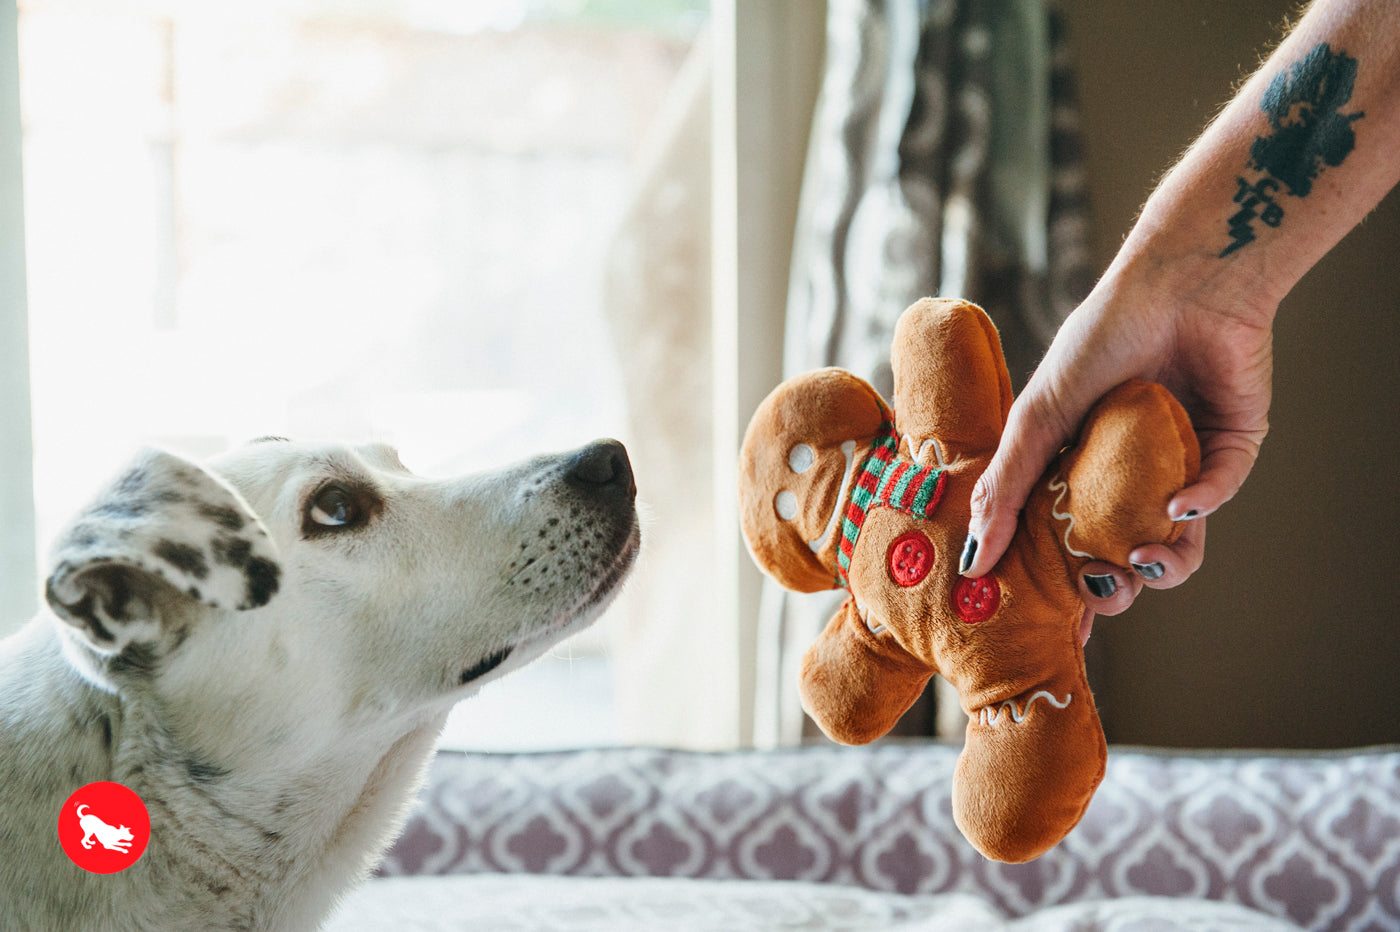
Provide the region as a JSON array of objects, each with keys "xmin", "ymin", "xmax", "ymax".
[{"xmin": 44, "ymin": 439, "xmax": 638, "ymax": 748}]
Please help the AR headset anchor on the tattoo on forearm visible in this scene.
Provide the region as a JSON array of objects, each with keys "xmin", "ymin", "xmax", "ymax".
[{"xmin": 1220, "ymin": 42, "xmax": 1364, "ymax": 257}]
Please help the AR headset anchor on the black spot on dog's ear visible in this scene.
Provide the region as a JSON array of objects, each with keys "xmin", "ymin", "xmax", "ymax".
[
  {"xmin": 243, "ymin": 557, "xmax": 280, "ymax": 608},
  {"xmin": 153, "ymin": 540, "xmax": 209, "ymax": 580},
  {"xmin": 47, "ymin": 579, "xmax": 118, "ymax": 647},
  {"xmin": 198, "ymin": 503, "xmax": 245, "ymax": 532},
  {"xmin": 109, "ymin": 642, "xmax": 159, "ymax": 678},
  {"xmin": 77, "ymin": 601, "xmax": 114, "ymax": 646},
  {"xmin": 106, "ymin": 573, "xmax": 135, "ymax": 620},
  {"xmin": 168, "ymin": 467, "xmax": 203, "ymax": 491},
  {"xmin": 211, "ymin": 535, "xmax": 253, "ymax": 569}
]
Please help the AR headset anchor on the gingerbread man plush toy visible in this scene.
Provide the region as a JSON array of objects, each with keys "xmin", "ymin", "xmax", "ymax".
[{"xmin": 739, "ymin": 298, "xmax": 1199, "ymax": 862}]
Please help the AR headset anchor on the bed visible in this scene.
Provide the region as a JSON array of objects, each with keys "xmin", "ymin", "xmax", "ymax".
[{"xmin": 326, "ymin": 742, "xmax": 1400, "ymax": 930}]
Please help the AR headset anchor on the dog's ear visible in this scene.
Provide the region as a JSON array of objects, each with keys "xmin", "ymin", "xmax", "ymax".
[{"xmin": 45, "ymin": 449, "xmax": 281, "ymax": 655}]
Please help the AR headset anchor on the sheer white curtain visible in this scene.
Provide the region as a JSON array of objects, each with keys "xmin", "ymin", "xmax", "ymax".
[
  {"xmin": 3, "ymin": 0, "xmax": 812, "ymax": 750},
  {"xmin": 6, "ymin": 1, "xmax": 715, "ymax": 750},
  {"xmin": 603, "ymin": 3, "xmax": 828, "ymax": 749},
  {"xmin": 1, "ymin": 0, "xmax": 36, "ymax": 636}
]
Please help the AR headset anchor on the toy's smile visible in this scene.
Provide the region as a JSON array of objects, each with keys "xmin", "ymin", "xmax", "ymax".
[{"xmin": 806, "ymin": 440, "xmax": 858, "ymax": 553}]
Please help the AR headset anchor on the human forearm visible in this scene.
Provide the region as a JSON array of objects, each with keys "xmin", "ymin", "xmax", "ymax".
[
  {"xmin": 963, "ymin": 0, "xmax": 1400, "ymax": 590},
  {"xmin": 1114, "ymin": 0, "xmax": 1400, "ymax": 323}
]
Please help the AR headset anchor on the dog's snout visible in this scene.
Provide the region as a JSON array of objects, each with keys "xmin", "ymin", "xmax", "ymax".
[{"xmin": 565, "ymin": 440, "xmax": 635, "ymax": 498}]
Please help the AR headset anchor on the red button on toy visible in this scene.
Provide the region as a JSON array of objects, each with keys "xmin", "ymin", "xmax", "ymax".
[
  {"xmin": 954, "ymin": 574, "xmax": 1000, "ymax": 623},
  {"xmin": 888, "ymin": 531, "xmax": 934, "ymax": 587}
]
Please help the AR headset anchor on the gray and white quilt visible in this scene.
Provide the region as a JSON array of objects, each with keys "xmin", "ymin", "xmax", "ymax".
[{"xmin": 328, "ymin": 743, "xmax": 1400, "ymax": 931}]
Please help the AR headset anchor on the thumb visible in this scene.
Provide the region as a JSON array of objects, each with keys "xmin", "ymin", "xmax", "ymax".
[
  {"xmin": 962, "ymin": 390, "xmax": 1081, "ymax": 578},
  {"xmin": 1165, "ymin": 432, "xmax": 1265, "ymax": 520}
]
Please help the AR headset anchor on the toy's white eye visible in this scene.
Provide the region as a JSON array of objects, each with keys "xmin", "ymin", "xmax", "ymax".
[
  {"xmin": 775, "ymin": 490, "xmax": 799, "ymax": 521},
  {"xmin": 788, "ymin": 444, "xmax": 815, "ymax": 474}
]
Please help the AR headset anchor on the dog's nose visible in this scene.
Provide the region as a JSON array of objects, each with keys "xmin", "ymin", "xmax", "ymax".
[{"xmin": 565, "ymin": 439, "xmax": 636, "ymax": 499}]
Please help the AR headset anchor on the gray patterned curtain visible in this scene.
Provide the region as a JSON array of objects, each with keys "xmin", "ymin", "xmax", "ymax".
[{"xmin": 755, "ymin": 0, "xmax": 1092, "ymax": 746}]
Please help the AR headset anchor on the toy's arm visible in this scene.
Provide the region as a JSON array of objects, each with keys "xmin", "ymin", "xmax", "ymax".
[
  {"xmin": 799, "ymin": 599, "xmax": 934, "ymax": 745},
  {"xmin": 890, "ymin": 299, "xmax": 1013, "ymax": 463},
  {"xmin": 1032, "ymin": 379, "xmax": 1200, "ymax": 570}
]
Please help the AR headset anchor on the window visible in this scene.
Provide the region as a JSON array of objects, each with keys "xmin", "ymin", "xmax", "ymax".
[{"xmin": 18, "ymin": 0, "xmax": 706, "ymax": 750}]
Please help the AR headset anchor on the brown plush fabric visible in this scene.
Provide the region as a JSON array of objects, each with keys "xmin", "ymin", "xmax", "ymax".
[{"xmin": 738, "ymin": 298, "xmax": 1199, "ymax": 862}]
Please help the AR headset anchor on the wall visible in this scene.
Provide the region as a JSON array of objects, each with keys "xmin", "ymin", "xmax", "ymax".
[{"xmin": 1064, "ymin": 0, "xmax": 1400, "ymax": 748}]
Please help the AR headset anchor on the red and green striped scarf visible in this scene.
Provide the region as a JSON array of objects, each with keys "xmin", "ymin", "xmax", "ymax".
[{"xmin": 835, "ymin": 422, "xmax": 946, "ymax": 589}]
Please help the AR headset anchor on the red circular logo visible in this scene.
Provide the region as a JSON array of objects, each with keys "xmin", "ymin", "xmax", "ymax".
[
  {"xmin": 953, "ymin": 575, "xmax": 1001, "ymax": 623},
  {"xmin": 58, "ymin": 782, "xmax": 150, "ymax": 873},
  {"xmin": 888, "ymin": 531, "xmax": 934, "ymax": 587}
]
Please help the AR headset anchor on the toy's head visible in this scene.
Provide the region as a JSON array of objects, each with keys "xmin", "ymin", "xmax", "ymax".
[{"xmin": 739, "ymin": 298, "xmax": 1198, "ymax": 862}]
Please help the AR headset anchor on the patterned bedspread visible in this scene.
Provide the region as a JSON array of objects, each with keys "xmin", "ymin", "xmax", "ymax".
[{"xmin": 369, "ymin": 743, "xmax": 1400, "ymax": 932}]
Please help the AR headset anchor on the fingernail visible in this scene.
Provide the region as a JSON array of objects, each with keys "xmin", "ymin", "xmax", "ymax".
[
  {"xmin": 1084, "ymin": 573, "xmax": 1117, "ymax": 599},
  {"xmin": 1132, "ymin": 561, "xmax": 1165, "ymax": 581},
  {"xmin": 958, "ymin": 534, "xmax": 978, "ymax": 575},
  {"xmin": 1170, "ymin": 509, "xmax": 1200, "ymax": 522}
]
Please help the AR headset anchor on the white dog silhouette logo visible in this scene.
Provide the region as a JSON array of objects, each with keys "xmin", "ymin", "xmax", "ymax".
[
  {"xmin": 75, "ymin": 803, "xmax": 136, "ymax": 854},
  {"xmin": 59, "ymin": 780, "xmax": 150, "ymax": 872}
]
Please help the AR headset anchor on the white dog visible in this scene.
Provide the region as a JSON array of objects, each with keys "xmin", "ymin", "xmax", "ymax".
[{"xmin": 0, "ymin": 437, "xmax": 639, "ymax": 930}]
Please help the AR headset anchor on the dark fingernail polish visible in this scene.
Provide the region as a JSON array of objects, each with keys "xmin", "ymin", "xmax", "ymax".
[
  {"xmin": 1171, "ymin": 509, "xmax": 1200, "ymax": 522},
  {"xmin": 1132, "ymin": 561, "xmax": 1166, "ymax": 580},
  {"xmin": 1084, "ymin": 573, "xmax": 1117, "ymax": 599},
  {"xmin": 959, "ymin": 534, "xmax": 978, "ymax": 575}
]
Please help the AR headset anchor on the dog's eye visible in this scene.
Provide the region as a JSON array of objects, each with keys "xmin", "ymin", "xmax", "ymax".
[{"xmin": 309, "ymin": 485, "xmax": 359, "ymax": 528}]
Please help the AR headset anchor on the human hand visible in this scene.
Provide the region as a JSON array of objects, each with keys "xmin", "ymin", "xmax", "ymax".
[
  {"xmin": 961, "ymin": 0, "xmax": 1400, "ymax": 624},
  {"xmin": 960, "ymin": 269, "xmax": 1273, "ymax": 620}
]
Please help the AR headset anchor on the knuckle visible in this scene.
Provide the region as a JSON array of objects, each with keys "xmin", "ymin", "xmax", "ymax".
[{"xmin": 968, "ymin": 471, "xmax": 997, "ymax": 512}]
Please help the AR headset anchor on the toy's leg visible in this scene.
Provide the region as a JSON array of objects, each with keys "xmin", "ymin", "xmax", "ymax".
[
  {"xmin": 937, "ymin": 380, "xmax": 1192, "ymax": 863},
  {"xmin": 799, "ymin": 598, "xmax": 934, "ymax": 746},
  {"xmin": 953, "ymin": 666, "xmax": 1106, "ymax": 863},
  {"xmin": 1038, "ymin": 379, "xmax": 1200, "ymax": 568}
]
